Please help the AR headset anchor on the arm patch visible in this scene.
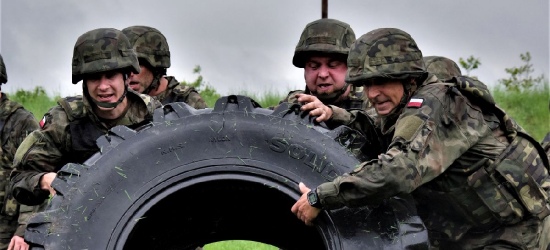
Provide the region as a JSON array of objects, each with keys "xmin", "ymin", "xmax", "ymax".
[{"xmin": 394, "ymin": 115, "xmax": 425, "ymax": 141}]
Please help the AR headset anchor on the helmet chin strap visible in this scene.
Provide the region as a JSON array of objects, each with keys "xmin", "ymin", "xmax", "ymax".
[
  {"xmin": 309, "ymin": 82, "xmax": 350, "ymax": 104},
  {"xmin": 143, "ymin": 74, "xmax": 162, "ymax": 95}
]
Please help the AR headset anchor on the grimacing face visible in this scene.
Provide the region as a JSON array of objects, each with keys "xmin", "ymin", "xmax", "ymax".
[
  {"xmin": 304, "ymin": 56, "xmax": 347, "ymax": 97},
  {"xmin": 364, "ymin": 79, "xmax": 405, "ymax": 116}
]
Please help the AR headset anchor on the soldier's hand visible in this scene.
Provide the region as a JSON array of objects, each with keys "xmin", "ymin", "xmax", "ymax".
[
  {"xmin": 39, "ymin": 172, "xmax": 57, "ymax": 196},
  {"xmin": 8, "ymin": 235, "xmax": 29, "ymax": 250},
  {"xmin": 291, "ymin": 182, "xmax": 321, "ymax": 226},
  {"xmin": 296, "ymin": 94, "xmax": 333, "ymax": 122}
]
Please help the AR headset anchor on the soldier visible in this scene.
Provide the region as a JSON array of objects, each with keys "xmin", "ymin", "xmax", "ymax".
[
  {"xmin": 277, "ymin": 18, "xmax": 368, "ymax": 126},
  {"xmin": 122, "ymin": 25, "xmax": 207, "ymax": 108},
  {"xmin": 9, "ymin": 28, "xmax": 161, "ymax": 214},
  {"xmin": 291, "ymin": 28, "xmax": 550, "ymax": 249},
  {"xmin": 0, "ymin": 54, "xmax": 39, "ymax": 250},
  {"xmin": 423, "ymin": 56, "xmax": 462, "ymax": 82}
]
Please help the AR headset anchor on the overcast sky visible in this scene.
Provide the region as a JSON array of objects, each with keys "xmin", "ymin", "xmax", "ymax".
[{"xmin": 1, "ymin": 0, "xmax": 548, "ymax": 98}]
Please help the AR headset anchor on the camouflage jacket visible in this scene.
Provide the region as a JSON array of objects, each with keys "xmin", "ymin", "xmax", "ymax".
[
  {"xmin": 0, "ymin": 94, "xmax": 39, "ymax": 237},
  {"xmin": 9, "ymin": 91, "xmax": 160, "ymax": 206},
  {"xmin": 316, "ymin": 74, "xmax": 550, "ymax": 241},
  {"xmin": 279, "ymin": 85, "xmax": 370, "ymax": 128},
  {"xmin": 154, "ymin": 76, "xmax": 207, "ymax": 108}
]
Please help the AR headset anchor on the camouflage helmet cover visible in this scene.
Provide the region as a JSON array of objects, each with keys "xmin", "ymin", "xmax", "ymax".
[
  {"xmin": 122, "ymin": 25, "xmax": 171, "ymax": 69},
  {"xmin": 293, "ymin": 18, "xmax": 356, "ymax": 68},
  {"xmin": 423, "ymin": 56, "xmax": 462, "ymax": 82},
  {"xmin": 72, "ymin": 28, "xmax": 140, "ymax": 84},
  {"xmin": 346, "ymin": 28, "xmax": 426, "ymax": 86},
  {"xmin": 0, "ymin": 53, "xmax": 6, "ymax": 84}
]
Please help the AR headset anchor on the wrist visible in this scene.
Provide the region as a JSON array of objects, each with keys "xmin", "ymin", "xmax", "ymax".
[{"xmin": 307, "ymin": 188, "xmax": 323, "ymax": 209}]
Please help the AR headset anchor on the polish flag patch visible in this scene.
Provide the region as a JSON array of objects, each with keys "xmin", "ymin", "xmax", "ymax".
[
  {"xmin": 39, "ymin": 116, "xmax": 47, "ymax": 129},
  {"xmin": 407, "ymin": 98, "xmax": 424, "ymax": 108}
]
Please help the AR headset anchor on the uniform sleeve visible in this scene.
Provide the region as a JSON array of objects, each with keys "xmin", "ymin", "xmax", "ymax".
[
  {"xmin": 185, "ymin": 90, "xmax": 207, "ymax": 109},
  {"xmin": 9, "ymin": 106, "xmax": 70, "ymax": 206},
  {"xmin": 317, "ymin": 88, "xmax": 492, "ymax": 209}
]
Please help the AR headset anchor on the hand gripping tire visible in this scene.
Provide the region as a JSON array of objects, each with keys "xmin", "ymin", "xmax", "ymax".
[{"xmin": 25, "ymin": 95, "xmax": 429, "ymax": 249}]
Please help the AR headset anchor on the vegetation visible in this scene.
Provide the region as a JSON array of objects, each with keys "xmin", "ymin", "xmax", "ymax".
[{"xmin": 458, "ymin": 55, "xmax": 481, "ymax": 77}]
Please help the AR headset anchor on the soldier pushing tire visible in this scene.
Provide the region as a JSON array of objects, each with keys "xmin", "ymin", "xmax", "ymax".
[{"xmin": 23, "ymin": 95, "xmax": 429, "ymax": 250}]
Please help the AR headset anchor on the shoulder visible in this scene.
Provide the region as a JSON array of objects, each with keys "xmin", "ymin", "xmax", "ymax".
[
  {"xmin": 127, "ymin": 90, "xmax": 162, "ymax": 115},
  {"xmin": 56, "ymin": 95, "xmax": 86, "ymax": 121}
]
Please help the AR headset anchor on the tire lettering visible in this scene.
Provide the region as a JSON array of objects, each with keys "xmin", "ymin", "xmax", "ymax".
[{"xmin": 269, "ymin": 137, "xmax": 335, "ymax": 177}]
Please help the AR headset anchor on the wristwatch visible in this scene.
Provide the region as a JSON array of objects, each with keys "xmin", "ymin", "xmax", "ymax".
[{"xmin": 307, "ymin": 189, "xmax": 322, "ymax": 208}]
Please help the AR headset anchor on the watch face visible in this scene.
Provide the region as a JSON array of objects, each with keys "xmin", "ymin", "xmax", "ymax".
[{"xmin": 307, "ymin": 190, "xmax": 319, "ymax": 207}]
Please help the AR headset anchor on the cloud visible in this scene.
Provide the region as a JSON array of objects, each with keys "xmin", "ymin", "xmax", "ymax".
[{"xmin": 1, "ymin": 0, "xmax": 548, "ymax": 98}]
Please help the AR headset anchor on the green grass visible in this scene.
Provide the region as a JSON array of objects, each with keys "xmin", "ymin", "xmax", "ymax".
[
  {"xmin": 493, "ymin": 85, "xmax": 549, "ymax": 141},
  {"xmin": 204, "ymin": 240, "xmax": 278, "ymax": 250}
]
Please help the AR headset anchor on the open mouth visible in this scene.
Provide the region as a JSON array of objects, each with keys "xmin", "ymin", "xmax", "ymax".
[
  {"xmin": 317, "ymin": 83, "xmax": 332, "ymax": 92},
  {"xmin": 97, "ymin": 93, "xmax": 115, "ymax": 102}
]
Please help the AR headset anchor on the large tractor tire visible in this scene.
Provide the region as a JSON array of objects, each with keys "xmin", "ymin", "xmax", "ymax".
[{"xmin": 24, "ymin": 95, "xmax": 429, "ymax": 249}]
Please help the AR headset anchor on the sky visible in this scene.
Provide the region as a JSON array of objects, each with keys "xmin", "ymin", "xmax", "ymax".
[{"xmin": 1, "ymin": 0, "xmax": 549, "ymax": 98}]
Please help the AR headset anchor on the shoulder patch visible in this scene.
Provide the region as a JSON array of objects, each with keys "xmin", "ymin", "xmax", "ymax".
[{"xmin": 407, "ymin": 98, "xmax": 424, "ymax": 108}]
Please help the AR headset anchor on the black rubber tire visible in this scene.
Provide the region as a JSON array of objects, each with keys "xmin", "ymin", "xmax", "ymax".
[{"xmin": 25, "ymin": 95, "xmax": 429, "ymax": 250}]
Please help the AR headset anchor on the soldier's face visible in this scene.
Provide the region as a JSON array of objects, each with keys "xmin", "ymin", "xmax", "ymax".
[
  {"xmin": 365, "ymin": 80, "xmax": 404, "ymax": 116},
  {"xmin": 127, "ymin": 65, "xmax": 154, "ymax": 93},
  {"xmin": 304, "ymin": 56, "xmax": 347, "ymax": 97},
  {"xmin": 85, "ymin": 71, "xmax": 126, "ymax": 105}
]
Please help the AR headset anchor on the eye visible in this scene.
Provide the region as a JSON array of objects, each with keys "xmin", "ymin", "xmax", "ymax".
[
  {"xmin": 328, "ymin": 61, "xmax": 343, "ymax": 68},
  {"xmin": 306, "ymin": 62, "xmax": 320, "ymax": 70}
]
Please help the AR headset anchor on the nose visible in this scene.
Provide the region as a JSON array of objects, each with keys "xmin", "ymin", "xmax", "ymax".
[
  {"xmin": 366, "ymin": 85, "xmax": 381, "ymax": 100},
  {"xmin": 318, "ymin": 65, "xmax": 329, "ymax": 78},
  {"xmin": 98, "ymin": 75, "xmax": 111, "ymax": 90}
]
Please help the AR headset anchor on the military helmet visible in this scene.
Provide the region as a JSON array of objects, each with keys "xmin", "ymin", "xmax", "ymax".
[
  {"xmin": 72, "ymin": 28, "xmax": 140, "ymax": 84},
  {"xmin": 423, "ymin": 56, "xmax": 462, "ymax": 82},
  {"xmin": 293, "ymin": 18, "xmax": 355, "ymax": 68},
  {"xmin": 0, "ymin": 54, "xmax": 7, "ymax": 84},
  {"xmin": 346, "ymin": 28, "xmax": 426, "ymax": 86},
  {"xmin": 122, "ymin": 25, "xmax": 171, "ymax": 69}
]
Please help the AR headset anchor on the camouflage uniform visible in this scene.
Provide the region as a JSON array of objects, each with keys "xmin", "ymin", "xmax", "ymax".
[
  {"xmin": 0, "ymin": 54, "xmax": 39, "ymax": 249},
  {"xmin": 155, "ymin": 76, "xmax": 207, "ymax": 108},
  {"xmin": 122, "ymin": 25, "xmax": 207, "ymax": 108},
  {"xmin": 9, "ymin": 28, "xmax": 161, "ymax": 236},
  {"xmin": 313, "ymin": 28, "xmax": 550, "ymax": 249}
]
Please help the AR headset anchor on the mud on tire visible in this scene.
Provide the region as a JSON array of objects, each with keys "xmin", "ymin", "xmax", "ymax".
[{"xmin": 25, "ymin": 95, "xmax": 429, "ymax": 249}]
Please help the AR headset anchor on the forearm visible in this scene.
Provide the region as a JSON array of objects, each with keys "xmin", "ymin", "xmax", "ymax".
[{"xmin": 9, "ymin": 168, "xmax": 49, "ymax": 206}]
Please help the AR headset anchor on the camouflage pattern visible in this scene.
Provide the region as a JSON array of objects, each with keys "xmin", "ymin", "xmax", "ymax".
[
  {"xmin": 72, "ymin": 28, "xmax": 140, "ymax": 84},
  {"xmin": 346, "ymin": 28, "xmax": 426, "ymax": 86},
  {"xmin": 0, "ymin": 94, "xmax": 39, "ymax": 248},
  {"xmin": 423, "ymin": 56, "xmax": 462, "ymax": 82},
  {"xmin": 0, "ymin": 55, "xmax": 7, "ymax": 84},
  {"xmin": 154, "ymin": 76, "xmax": 207, "ymax": 108},
  {"xmin": 315, "ymin": 74, "xmax": 550, "ymax": 249},
  {"xmin": 293, "ymin": 18, "xmax": 355, "ymax": 68},
  {"xmin": 314, "ymin": 27, "xmax": 549, "ymax": 249},
  {"xmin": 122, "ymin": 26, "xmax": 171, "ymax": 69},
  {"xmin": 9, "ymin": 90, "xmax": 160, "ymax": 206}
]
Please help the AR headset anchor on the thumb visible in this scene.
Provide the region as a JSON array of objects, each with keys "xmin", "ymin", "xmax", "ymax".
[{"xmin": 298, "ymin": 182, "xmax": 310, "ymax": 194}]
